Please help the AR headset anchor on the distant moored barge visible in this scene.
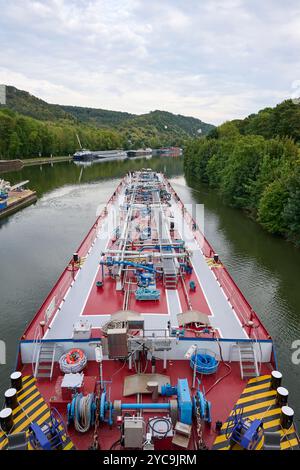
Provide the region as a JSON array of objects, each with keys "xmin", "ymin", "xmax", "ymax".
[
  {"xmin": 0, "ymin": 179, "xmax": 37, "ymax": 219},
  {"xmin": 126, "ymin": 148, "xmax": 152, "ymax": 157}
]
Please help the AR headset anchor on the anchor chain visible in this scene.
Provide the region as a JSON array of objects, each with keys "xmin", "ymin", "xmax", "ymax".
[
  {"xmin": 89, "ymin": 396, "xmax": 101, "ymax": 450},
  {"xmin": 195, "ymin": 396, "xmax": 208, "ymax": 450}
]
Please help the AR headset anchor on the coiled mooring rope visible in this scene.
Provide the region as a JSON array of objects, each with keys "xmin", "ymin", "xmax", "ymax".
[{"xmin": 73, "ymin": 393, "xmax": 95, "ymax": 433}]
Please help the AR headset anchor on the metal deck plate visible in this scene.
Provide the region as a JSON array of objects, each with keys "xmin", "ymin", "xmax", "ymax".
[
  {"xmin": 177, "ymin": 310, "xmax": 210, "ymax": 327},
  {"xmin": 123, "ymin": 373, "xmax": 170, "ymax": 396}
]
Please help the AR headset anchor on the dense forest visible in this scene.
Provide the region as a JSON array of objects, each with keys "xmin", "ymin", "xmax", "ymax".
[
  {"xmin": 0, "ymin": 86, "xmax": 214, "ymax": 159},
  {"xmin": 184, "ymin": 99, "xmax": 300, "ymax": 244},
  {"xmin": 0, "ymin": 108, "xmax": 122, "ymax": 158}
]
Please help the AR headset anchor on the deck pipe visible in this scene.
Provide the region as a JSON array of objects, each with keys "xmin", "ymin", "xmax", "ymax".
[
  {"xmin": 121, "ymin": 403, "xmax": 170, "ymax": 411},
  {"xmin": 103, "ymin": 250, "xmax": 187, "ymax": 259},
  {"xmin": 151, "ymin": 356, "xmax": 156, "ymax": 373}
]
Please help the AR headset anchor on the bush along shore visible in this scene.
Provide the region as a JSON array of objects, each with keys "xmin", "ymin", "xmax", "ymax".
[{"xmin": 184, "ymin": 122, "xmax": 300, "ymax": 245}]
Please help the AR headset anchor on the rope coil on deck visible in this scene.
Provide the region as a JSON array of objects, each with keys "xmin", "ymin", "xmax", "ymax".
[
  {"xmin": 68, "ymin": 393, "xmax": 95, "ymax": 433},
  {"xmin": 190, "ymin": 352, "xmax": 219, "ymax": 375},
  {"xmin": 59, "ymin": 349, "xmax": 87, "ymax": 374}
]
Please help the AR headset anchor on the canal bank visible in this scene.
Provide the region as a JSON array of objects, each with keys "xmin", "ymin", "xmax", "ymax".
[
  {"xmin": 0, "ymin": 159, "xmax": 23, "ymax": 173},
  {"xmin": 21, "ymin": 155, "xmax": 72, "ymax": 166},
  {"xmin": 0, "ymin": 156, "xmax": 72, "ymax": 174},
  {"xmin": 0, "ymin": 156, "xmax": 299, "ymax": 423}
]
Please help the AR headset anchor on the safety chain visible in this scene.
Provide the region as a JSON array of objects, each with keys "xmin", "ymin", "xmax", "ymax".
[
  {"xmin": 195, "ymin": 397, "xmax": 208, "ymax": 450},
  {"xmin": 89, "ymin": 396, "xmax": 101, "ymax": 450}
]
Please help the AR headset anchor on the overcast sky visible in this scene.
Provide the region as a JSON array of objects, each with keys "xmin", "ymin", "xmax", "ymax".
[{"xmin": 0, "ymin": 0, "xmax": 299, "ymax": 124}]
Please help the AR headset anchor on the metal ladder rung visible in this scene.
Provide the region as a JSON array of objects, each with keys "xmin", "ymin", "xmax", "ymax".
[
  {"xmin": 237, "ymin": 342, "xmax": 259, "ymax": 380},
  {"xmin": 35, "ymin": 343, "xmax": 56, "ymax": 381}
]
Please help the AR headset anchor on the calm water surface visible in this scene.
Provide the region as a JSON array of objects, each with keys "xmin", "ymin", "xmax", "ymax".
[{"xmin": 0, "ymin": 157, "xmax": 299, "ymax": 422}]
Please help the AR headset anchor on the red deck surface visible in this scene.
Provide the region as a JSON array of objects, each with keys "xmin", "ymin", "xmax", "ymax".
[
  {"xmin": 177, "ymin": 274, "xmax": 211, "ymax": 315},
  {"xmin": 82, "ymin": 273, "xmax": 169, "ymax": 315},
  {"xmin": 21, "ymin": 360, "xmax": 272, "ymax": 450},
  {"xmin": 82, "ymin": 266, "xmax": 211, "ymax": 316}
]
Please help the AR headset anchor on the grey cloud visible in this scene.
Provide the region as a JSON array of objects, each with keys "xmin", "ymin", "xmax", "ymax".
[{"xmin": 0, "ymin": 0, "xmax": 299, "ymax": 123}]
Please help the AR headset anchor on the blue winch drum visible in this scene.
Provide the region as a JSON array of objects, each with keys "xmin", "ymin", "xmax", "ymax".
[{"xmin": 190, "ymin": 350, "xmax": 219, "ymax": 375}]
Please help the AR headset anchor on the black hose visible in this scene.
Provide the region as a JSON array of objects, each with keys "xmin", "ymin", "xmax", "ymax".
[
  {"xmin": 110, "ymin": 439, "xmax": 121, "ymax": 450},
  {"xmin": 147, "ymin": 417, "xmax": 172, "ymax": 438}
]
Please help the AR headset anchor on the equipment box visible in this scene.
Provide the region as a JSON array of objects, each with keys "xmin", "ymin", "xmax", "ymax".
[{"xmin": 107, "ymin": 328, "xmax": 128, "ymax": 358}]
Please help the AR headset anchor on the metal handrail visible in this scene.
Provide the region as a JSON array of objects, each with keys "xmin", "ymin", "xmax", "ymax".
[{"xmin": 32, "ymin": 325, "xmax": 41, "ymax": 377}]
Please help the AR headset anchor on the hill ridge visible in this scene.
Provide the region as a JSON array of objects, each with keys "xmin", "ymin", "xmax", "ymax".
[{"xmin": 1, "ymin": 85, "xmax": 214, "ymax": 136}]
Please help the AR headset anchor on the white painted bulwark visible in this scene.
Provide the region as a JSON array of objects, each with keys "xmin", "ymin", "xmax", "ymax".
[
  {"xmin": 45, "ymin": 296, "xmax": 56, "ymax": 323},
  {"xmin": 20, "ymin": 338, "xmax": 272, "ymax": 364}
]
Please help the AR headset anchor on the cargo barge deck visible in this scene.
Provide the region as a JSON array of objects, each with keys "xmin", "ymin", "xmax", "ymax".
[{"xmin": 0, "ymin": 169, "xmax": 298, "ymax": 452}]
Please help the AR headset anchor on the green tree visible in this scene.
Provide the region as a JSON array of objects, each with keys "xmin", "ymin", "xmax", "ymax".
[
  {"xmin": 283, "ymin": 164, "xmax": 300, "ymax": 242},
  {"xmin": 8, "ymin": 131, "xmax": 21, "ymax": 157},
  {"xmin": 219, "ymin": 135, "xmax": 265, "ymax": 208},
  {"xmin": 258, "ymin": 180, "xmax": 289, "ymax": 234}
]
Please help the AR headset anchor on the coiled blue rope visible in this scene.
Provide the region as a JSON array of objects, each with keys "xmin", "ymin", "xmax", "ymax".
[{"xmin": 190, "ymin": 353, "xmax": 219, "ymax": 375}]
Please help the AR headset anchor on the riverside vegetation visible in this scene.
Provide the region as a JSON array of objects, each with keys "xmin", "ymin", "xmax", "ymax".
[{"xmin": 184, "ymin": 99, "xmax": 300, "ymax": 244}]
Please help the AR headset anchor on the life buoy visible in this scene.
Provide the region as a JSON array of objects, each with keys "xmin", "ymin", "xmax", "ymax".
[
  {"xmin": 59, "ymin": 349, "xmax": 87, "ymax": 374},
  {"xmin": 66, "ymin": 349, "xmax": 84, "ymax": 365}
]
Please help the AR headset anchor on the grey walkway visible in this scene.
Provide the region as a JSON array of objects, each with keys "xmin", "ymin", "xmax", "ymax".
[
  {"xmin": 45, "ymin": 202, "xmax": 119, "ymax": 340},
  {"xmin": 166, "ymin": 289, "xmax": 181, "ymax": 326},
  {"xmin": 172, "ymin": 204, "xmax": 248, "ymax": 339}
]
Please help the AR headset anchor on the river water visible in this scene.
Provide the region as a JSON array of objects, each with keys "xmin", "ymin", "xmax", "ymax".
[{"xmin": 0, "ymin": 156, "xmax": 299, "ymax": 422}]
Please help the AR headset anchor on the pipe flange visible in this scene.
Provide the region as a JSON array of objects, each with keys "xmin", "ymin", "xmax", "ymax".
[
  {"xmin": 113, "ymin": 400, "xmax": 122, "ymax": 422},
  {"xmin": 169, "ymin": 399, "xmax": 178, "ymax": 426}
]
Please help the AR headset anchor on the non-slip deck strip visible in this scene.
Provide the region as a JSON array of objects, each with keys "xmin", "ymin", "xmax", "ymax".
[
  {"xmin": 0, "ymin": 375, "xmax": 75, "ymax": 450},
  {"xmin": 213, "ymin": 375, "xmax": 299, "ymax": 450}
]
